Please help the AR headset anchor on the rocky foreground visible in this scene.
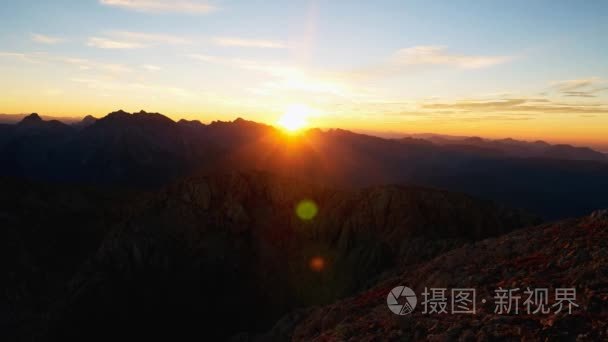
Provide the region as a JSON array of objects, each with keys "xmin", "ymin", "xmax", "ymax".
[
  {"xmin": 264, "ymin": 210, "xmax": 608, "ymax": 341},
  {"xmin": 2, "ymin": 172, "xmax": 537, "ymax": 341},
  {"xmin": 2, "ymin": 172, "xmax": 606, "ymax": 341}
]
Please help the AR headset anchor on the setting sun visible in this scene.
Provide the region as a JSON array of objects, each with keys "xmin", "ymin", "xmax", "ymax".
[{"xmin": 277, "ymin": 104, "xmax": 311, "ymax": 132}]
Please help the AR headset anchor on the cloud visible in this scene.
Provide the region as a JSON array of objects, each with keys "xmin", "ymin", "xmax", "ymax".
[
  {"xmin": 187, "ymin": 53, "xmax": 229, "ymax": 64},
  {"xmin": 553, "ymin": 78, "xmax": 598, "ymax": 91},
  {"xmin": 423, "ymin": 99, "xmax": 529, "ymax": 110},
  {"xmin": 31, "ymin": 33, "xmax": 65, "ymax": 44},
  {"xmin": 422, "ymin": 98, "xmax": 608, "ymax": 115},
  {"xmin": 87, "ymin": 31, "xmax": 191, "ymax": 49},
  {"xmin": 71, "ymin": 77, "xmax": 194, "ymax": 98},
  {"xmin": 110, "ymin": 31, "xmax": 192, "ymax": 45},
  {"xmin": 392, "ymin": 46, "xmax": 512, "ymax": 69},
  {"xmin": 187, "ymin": 54, "xmax": 359, "ymax": 99},
  {"xmin": 61, "ymin": 57, "xmax": 92, "ymax": 70},
  {"xmin": 0, "ymin": 52, "xmax": 28, "ymax": 58},
  {"xmin": 87, "ymin": 37, "xmax": 146, "ymax": 49},
  {"xmin": 337, "ymin": 45, "xmax": 513, "ymax": 82},
  {"xmin": 55, "ymin": 56, "xmax": 133, "ymax": 74},
  {"xmin": 213, "ymin": 37, "xmax": 286, "ymax": 49},
  {"xmin": 551, "ymin": 78, "xmax": 608, "ymax": 98},
  {"xmin": 187, "ymin": 53, "xmax": 304, "ymax": 81},
  {"xmin": 0, "ymin": 51, "xmax": 47, "ymax": 63},
  {"xmin": 142, "ymin": 64, "xmax": 161, "ymax": 71},
  {"xmin": 99, "ymin": 0, "xmax": 216, "ymax": 14},
  {"xmin": 0, "ymin": 52, "xmax": 129, "ymax": 73}
]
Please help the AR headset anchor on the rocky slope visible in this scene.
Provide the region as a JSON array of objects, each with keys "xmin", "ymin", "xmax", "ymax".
[
  {"xmin": 4, "ymin": 172, "xmax": 606, "ymax": 341},
  {"xmin": 0, "ymin": 178, "xmax": 127, "ymax": 341},
  {"xmin": 274, "ymin": 209, "xmax": 608, "ymax": 341},
  {"xmin": 33, "ymin": 171, "xmax": 536, "ymax": 341}
]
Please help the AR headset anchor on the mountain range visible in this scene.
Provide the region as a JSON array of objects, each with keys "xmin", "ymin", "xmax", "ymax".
[
  {"xmin": 405, "ymin": 133, "xmax": 608, "ymax": 162},
  {"xmin": 1, "ymin": 110, "xmax": 607, "ymax": 340},
  {"xmin": 1, "ymin": 111, "xmax": 607, "ymax": 219}
]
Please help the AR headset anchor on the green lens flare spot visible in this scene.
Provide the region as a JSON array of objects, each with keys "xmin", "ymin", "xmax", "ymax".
[{"xmin": 296, "ymin": 200, "xmax": 318, "ymax": 221}]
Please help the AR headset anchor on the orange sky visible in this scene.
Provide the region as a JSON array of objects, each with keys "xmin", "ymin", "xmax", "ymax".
[{"xmin": 1, "ymin": 0, "xmax": 607, "ymax": 151}]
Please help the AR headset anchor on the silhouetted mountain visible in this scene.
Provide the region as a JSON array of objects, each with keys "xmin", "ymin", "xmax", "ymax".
[
  {"xmin": 0, "ymin": 113, "xmax": 84, "ymax": 124},
  {"xmin": 408, "ymin": 134, "xmax": 608, "ymax": 162},
  {"xmin": 542, "ymin": 144, "xmax": 607, "ymax": 161},
  {"xmin": 0, "ymin": 111, "xmax": 221, "ymax": 186},
  {"xmin": 72, "ymin": 115, "xmax": 97, "ymax": 129},
  {"xmin": 0, "ymin": 172, "xmax": 537, "ymax": 341},
  {"xmin": 0, "ymin": 114, "xmax": 75, "ymax": 179},
  {"xmin": 177, "ymin": 118, "xmax": 205, "ymax": 130},
  {"xmin": 1, "ymin": 110, "xmax": 607, "ymax": 219},
  {"xmin": 18, "ymin": 112, "xmax": 43, "ymax": 125},
  {"xmin": 15, "ymin": 113, "xmax": 73, "ymax": 132}
]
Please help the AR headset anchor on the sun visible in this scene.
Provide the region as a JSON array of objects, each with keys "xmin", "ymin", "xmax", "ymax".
[{"xmin": 277, "ymin": 104, "xmax": 311, "ymax": 132}]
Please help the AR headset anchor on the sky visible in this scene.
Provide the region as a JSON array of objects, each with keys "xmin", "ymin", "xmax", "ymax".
[{"xmin": 0, "ymin": 0, "xmax": 607, "ymax": 149}]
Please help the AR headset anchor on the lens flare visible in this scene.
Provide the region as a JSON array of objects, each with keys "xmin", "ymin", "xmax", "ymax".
[
  {"xmin": 309, "ymin": 256, "xmax": 325, "ymax": 272},
  {"xmin": 296, "ymin": 199, "xmax": 318, "ymax": 220}
]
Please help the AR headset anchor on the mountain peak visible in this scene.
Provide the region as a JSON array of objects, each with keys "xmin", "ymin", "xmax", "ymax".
[
  {"xmin": 178, "ymin": 118, "xmax": 205, "ymax": 128},
  {"xmin": 108, "ymin": 109, "xmax": 130, "ymax": 117},
  {"xmin": 73, "ymin": 115, "xmax": 97, "ymax": 128},
  {"xmin": 19, "ymin": 113, "xmax": 42, "ymax": 124}
]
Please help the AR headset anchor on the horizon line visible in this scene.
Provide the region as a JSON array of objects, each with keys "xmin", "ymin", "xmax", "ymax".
[{"xmin": 2, "ymin": 110, "xmax": 607, "ymax": 153}]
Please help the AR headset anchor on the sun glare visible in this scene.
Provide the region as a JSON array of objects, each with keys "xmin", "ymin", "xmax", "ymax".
[{"xmin": 277, "ymin": 104, "xmax": 311, "ymax": 132}]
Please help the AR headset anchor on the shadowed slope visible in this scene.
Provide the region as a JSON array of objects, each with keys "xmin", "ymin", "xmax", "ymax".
[{"xmin": 46, "ymin": 172, "xmax": 537, "ymax": 341}]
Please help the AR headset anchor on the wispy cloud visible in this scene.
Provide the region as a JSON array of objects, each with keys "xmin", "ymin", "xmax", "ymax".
[
  {"xmin": 213, "ymin": 37, "xmax": 286, "ymax": 49},
  {"xmin": 87, "ymin": 31, "xmax": 191, "ymax": 49},
  {"xmin": 0, "ymin": 50, "xmax": 135, "ymax": 77},
  {"xmin": 336, "ymin": 45, "xmax": 513, "ymax": 82},
  {"xmin": 99, "ymin": 0, "xmax": 216, "ymax": 14},
  {"xmin": 187, "ymin": 53, "xmax": 226, "ymax": 64},
  {"xmin": 87, "ymin": 37, "xmax": 146, "ymax": 49},
  {"xmin": 392, "ymin": 46, "xmax": 512, "ymax": 69},
  {"xmin": 422, "ymin": 98, "xmax": 608, "ymax": 115},
  {"xmin": 142, "ymin": 64, "xmax": 161, "ymax": 71},
  {"xmin": 187, "ymin": 54, "xmax": 299, "ymax": 78},
  {"xmin": 0, "ymin": 51, "xmax": 46, "ymax": 63},
  {"xmin": 0, "ymin": 52, "xmax": 29, "ymax": 59},
  {"xmin": 551, "ymin": 78, "xmax": 608, "ymax": 98},
  {"xmin": 110, "ymin": 31, "xmax": 192, "ymax": 45},
  {"xmin": 71, "ymin": 77, "xmax": 194, "ymax": 97},
  {"xmin": 187, "ymin": 54, "xmax": 364, "ymax": 99},
  {"xmin": 60, "ymin": 57, "xmax": 134, "ymax": 74},
  {"xmin": 31, "ymin": 33, "xmax": 65, "ymax": 44}
]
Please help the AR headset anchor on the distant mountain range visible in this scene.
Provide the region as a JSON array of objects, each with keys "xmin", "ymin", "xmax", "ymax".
[
  {"xmin": 1, "ymin": 110, "xmax": 607, "ymax": 219},
  {"xmin": 0, "ymin": 113, "xmax": 84, "ymax": 124},
  {"xmin": 405, "ymin": 133, "xmax": 608, "ymax": 162}
]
